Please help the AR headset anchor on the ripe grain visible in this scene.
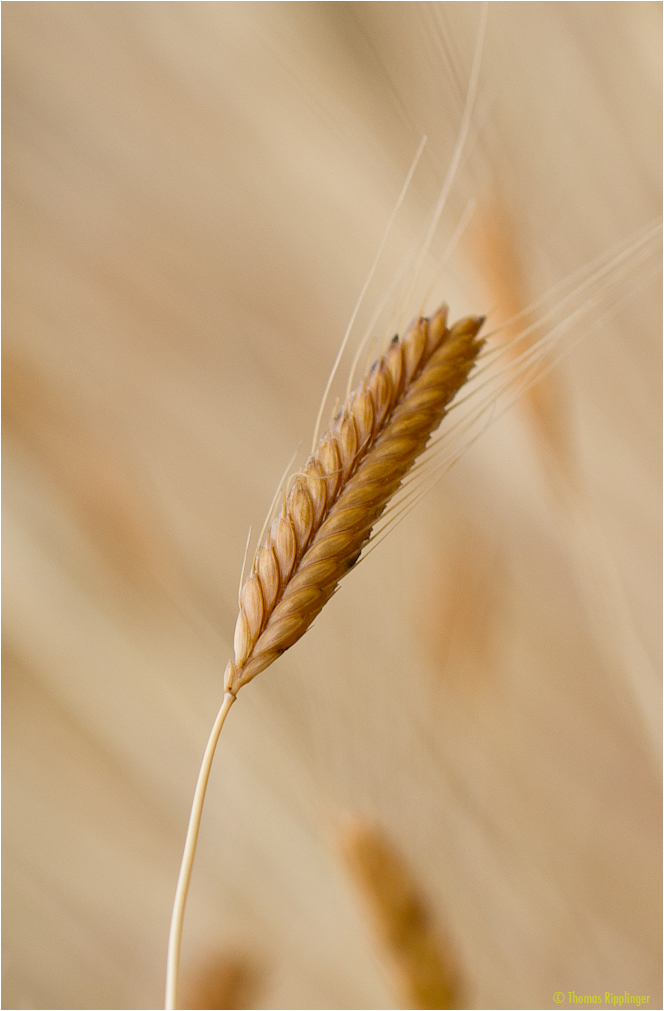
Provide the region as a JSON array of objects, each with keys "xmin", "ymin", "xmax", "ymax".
[{"xmin": 224, "ymin": 307, "xmax": 484, "ymax": 696}]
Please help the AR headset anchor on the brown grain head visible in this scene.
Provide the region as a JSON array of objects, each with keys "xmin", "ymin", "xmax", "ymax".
[
  {"xmin": 224, "ymin": 308, "xmax": 485, "ymax": 696},
  {"xmin": 181, "ymin": 952, "xmax": 257, "ymax": 1011},
  {"xmin": 341, "ymin": 819, "xmax": 463, "ymax": 1010},
  {"xmin": 465, "ymin": 201, "xmax": 574, "ymax": 479}
]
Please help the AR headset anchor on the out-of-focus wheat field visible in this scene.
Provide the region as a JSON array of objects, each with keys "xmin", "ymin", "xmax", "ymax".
[{"xmin": 3, "ymin": 4, "xmax": 662, "ymax": 1010}]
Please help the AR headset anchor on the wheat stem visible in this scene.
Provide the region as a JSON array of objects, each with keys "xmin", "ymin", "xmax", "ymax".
[{"xmin": 165, "ymin": 691, "xmax": 236, "ymax": 1011}]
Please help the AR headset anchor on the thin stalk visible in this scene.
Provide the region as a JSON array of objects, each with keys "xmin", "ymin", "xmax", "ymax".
[{"xmin": 165, "ymin": 691, "xmax": 236, "ymax": 1010}]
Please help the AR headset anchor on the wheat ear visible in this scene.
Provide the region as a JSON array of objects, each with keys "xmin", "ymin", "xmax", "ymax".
[
  {"xmin": 341, "ymin": 820, "xmax": 462, "ymax": 1010},
  {"xmin": 224, "ymin": 306, "xmax": 485, "ymax": 696},
  {"xmin": 166, "ymin": 306, "xmax": 484, "ymax": 1009}
]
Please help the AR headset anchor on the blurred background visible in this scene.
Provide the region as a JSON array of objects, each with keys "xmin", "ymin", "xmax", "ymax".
[{"xmin": 3, "ymin": 3, "xmax": 661, "ymax": 1009}]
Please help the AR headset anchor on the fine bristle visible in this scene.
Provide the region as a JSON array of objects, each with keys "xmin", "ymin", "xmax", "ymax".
[{"xmin": 224, "ymin": 308, "xmax": 484, "ymax": 696}]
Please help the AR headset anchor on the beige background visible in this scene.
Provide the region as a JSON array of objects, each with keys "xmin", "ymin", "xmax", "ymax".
[{"xmin": 3, "ymin": 3, "xmax": 662, "ymax": 1009}]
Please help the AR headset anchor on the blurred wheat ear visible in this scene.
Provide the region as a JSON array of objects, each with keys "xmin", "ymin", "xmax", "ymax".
[
  {"xmin": 181, "ymin": 953, "xmax": 257, "ymax": 1011},
  {"xmin": 341, "ymin": 819, "xmax": 463, "ymax": 1010}
]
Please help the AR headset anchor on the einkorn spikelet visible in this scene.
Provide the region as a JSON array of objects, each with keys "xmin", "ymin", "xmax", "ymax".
[{"xmin": 224, "ymin": 306, "xmax": 484, "ymax": 696}]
